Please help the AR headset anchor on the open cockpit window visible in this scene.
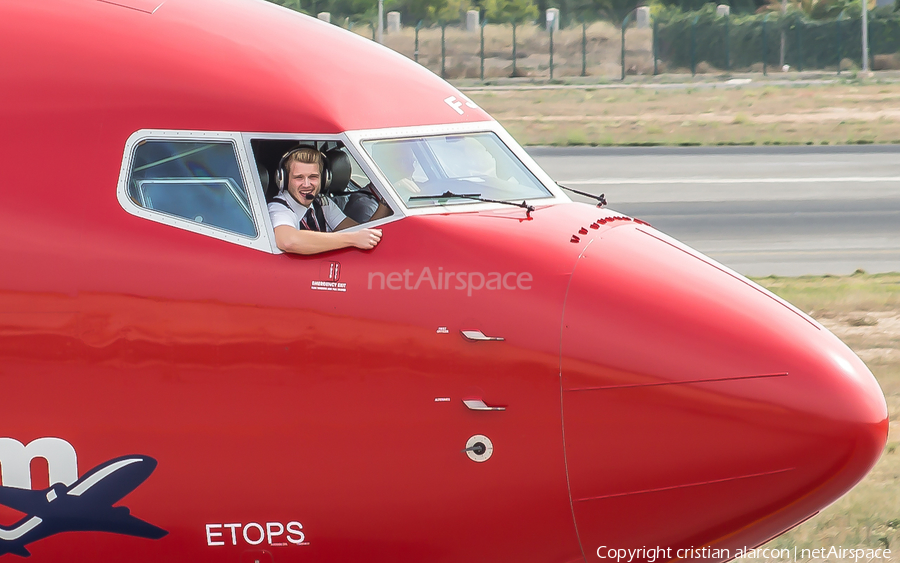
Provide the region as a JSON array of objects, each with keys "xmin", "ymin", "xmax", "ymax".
[
  {"xmin": 128, "ymin": 140, "xmax": 257, "ymax": 237},
  {"xmin": 250, "ymin": 139, "xmax": 391, "ymax": 225},
  {"xmin": 362, "ymin": 133, "xmax": 552, "ymax": 209}
]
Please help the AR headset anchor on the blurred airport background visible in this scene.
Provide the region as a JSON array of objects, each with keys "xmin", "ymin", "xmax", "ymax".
[{"xmin": 266, "ymin": 0, "xmax": 900, "ymax": 80}]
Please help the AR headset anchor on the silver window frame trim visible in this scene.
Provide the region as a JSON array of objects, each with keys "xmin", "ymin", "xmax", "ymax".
[
  {"xmin": 117, "ymin": 125, "xmax": 567, "ymax": 255},
  {"xmin": 117, "ymin": 130, "xmax": 274, "ymax": 253},
  {"xmin": 344, "ymin": 121, "xmax": 571, "ymax": 217}
]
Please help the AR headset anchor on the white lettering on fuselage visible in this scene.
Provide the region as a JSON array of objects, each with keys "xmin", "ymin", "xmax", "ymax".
[
  {"xmin": 311, "ymin": 280, "xmax": 347, "ymax": 292},
  {"xmin": 443, "ymin": 94, "xmax": 479, "ymax": 115},
  {"xmin": 368, "ymin": 267, "xmax": 532, "ymax": 297},
  {"xmin": 0, "ymin": 437, "xmax": 78, "ymax": 489},
  {"xmin": 205, "ymin": 522, "xmax": 306, "ymax": 547}
]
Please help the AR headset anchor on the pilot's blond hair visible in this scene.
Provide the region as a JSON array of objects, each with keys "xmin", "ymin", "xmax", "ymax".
[{"xmin": 283, "ymin": 146, "xmax": 323, "ymax": 174}]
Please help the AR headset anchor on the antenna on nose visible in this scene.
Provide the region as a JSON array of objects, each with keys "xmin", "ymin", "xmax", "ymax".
[{"xmin": 557, "ymin": 183, "xmax": 607, "ymax": 207}]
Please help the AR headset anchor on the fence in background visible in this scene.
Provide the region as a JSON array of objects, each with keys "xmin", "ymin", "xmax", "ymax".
[
  {"xmin": 345, "ymin": 9, "xmax": 900, "ymax": 80},
  {"xmin": 363, "ymin": 22, "xmax": 653, "ymax": 80}
]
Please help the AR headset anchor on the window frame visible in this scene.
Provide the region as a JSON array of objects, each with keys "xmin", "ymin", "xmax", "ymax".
[
  {"xmin": 117, "ymin": 130, "xmax": 275, "ymax": 252},
  {"xmin": 346, "ymin": 121, "xmax": 570, "ymax": 216}
]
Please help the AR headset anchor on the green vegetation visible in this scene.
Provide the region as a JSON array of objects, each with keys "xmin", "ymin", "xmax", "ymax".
[
  {"xmin": 265, "ymin": 0, "xmax": 781, "ymax": 30},
  {"xmin": 754, "ymin": 272, "xmax": 900, "ymax": 314},
  {"xmin": 655, "ymin": 4, "xmax": 900, "ymax": 72},
  {"xmin": 483, "ymin": 0, "xmax": 538, "ymax": 23}
]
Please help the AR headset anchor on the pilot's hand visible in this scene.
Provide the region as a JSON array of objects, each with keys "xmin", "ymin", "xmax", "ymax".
[{"xmin": 349, "ymin": 228, "xmax": 382, "ymax": 250}]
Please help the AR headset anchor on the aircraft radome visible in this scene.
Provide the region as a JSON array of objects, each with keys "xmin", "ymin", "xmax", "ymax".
[{"xmin": 0, "ymin": 0, "xmax": 888, "ymax": 561}]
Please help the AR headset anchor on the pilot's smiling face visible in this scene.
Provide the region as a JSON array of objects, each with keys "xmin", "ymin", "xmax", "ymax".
[{"xmin": 286, "ymin": 160, "xmax": 321, "ymax": 206}]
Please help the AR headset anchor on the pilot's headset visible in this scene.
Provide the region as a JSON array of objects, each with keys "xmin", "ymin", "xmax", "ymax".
[{"xmin": 274, "ymin": 145, "xmax": 332, "ymax": 193}]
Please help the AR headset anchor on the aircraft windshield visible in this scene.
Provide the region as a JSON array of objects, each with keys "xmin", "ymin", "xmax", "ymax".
[{"xmin": 362, "ymin": 133, "xmax": 552, "ymax": 208}]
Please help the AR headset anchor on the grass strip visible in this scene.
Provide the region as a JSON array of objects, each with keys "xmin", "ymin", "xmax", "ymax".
[{"xmin": 467, "ymin": 83, "xmax": 900, "ymax": 147}]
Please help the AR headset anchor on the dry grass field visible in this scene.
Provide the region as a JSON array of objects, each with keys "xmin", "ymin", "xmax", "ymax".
[
  {"xmin": 465, "ymin": 83, "xmax": 900, "ymax": 146},
  {"xmin": 738, "ymin": 273, "xmax": 900, "ymax": 561}
]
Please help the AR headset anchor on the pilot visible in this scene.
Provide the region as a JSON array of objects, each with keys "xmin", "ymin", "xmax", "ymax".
[{"xmin": 268, "ymin": 146, "xmax": 390, "ymax": 255}]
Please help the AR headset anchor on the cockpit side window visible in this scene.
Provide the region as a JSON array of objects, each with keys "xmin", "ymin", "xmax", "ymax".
[{"xmin": 128, "ymin": 140, "xmax": 257, "ymax": 237}]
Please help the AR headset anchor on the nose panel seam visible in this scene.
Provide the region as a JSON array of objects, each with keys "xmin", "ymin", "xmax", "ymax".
[
  {"xmin": 559, "ymin": 236, "xmax": 597, "ymax": 563},
  {"xmin": 564, "ymin": 372, "xmax": 789, "ymax": 392},
  {"xmin": 573, "ymin": 467, "xmax": 796, "ymax": 503}
]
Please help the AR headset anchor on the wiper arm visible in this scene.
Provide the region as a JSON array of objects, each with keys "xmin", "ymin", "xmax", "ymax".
[
  {"xmin": 408, "ymin": 191, "xmax": 535, "ymax": 217},
  {"xmin": 408, "ymin": 191, "xmax": 481, "ymax": 201},
  {"xmin": 557, "ymin": 183, "xmax": 607, "ymax": 207}
]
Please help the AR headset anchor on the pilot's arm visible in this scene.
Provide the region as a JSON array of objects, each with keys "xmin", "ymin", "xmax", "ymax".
[
  {"xmin": 274, "ymin": 225, "xmax": 381, "ymax": 255},
  {"xmin": 270, "ymin": 199, "xmax": 382, "ymax": 255}
]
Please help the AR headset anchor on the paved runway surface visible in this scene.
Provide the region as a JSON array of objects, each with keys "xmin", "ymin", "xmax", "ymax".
[{"xmin": 528, "ymin": 145, "xmax": 900, "ymax": 277}]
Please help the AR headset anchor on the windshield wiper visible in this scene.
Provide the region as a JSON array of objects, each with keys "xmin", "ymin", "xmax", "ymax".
[
  {"xmin": 408, "ymin": 191, "xmax": 535, "ymax": 217},
  {"xmin": 557, "ymin": 184, "xmax": 607, "ymax": 207}
]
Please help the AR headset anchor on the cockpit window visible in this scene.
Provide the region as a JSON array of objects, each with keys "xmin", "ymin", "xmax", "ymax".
[
  {"xmin": 128, "ymin": 140, "xmax": 257, "ymax": 237},
  {"xmin": 362, "ymin": 133, "xmax": 552, "ymax": 208}
]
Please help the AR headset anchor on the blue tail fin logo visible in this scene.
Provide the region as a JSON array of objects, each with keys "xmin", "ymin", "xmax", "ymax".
[{"xmin": 0, "ymin": 453, "xmax": 167, "ymax": 557}]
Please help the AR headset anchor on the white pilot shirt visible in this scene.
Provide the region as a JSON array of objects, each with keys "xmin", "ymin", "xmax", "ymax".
[{"xmin": 267, "ymin": 190, "xmax": 349, "ymax": 232}]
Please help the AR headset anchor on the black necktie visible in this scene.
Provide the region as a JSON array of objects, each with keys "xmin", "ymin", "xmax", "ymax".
[{"xmin": 301, "ymin": 206, "xmax": 320, "ymax": 231}]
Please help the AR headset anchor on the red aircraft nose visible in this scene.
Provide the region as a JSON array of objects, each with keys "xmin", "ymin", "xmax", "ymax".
[{"xmin": 560, "ymin": 223, "xmax": 888, "ymax": 562}]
